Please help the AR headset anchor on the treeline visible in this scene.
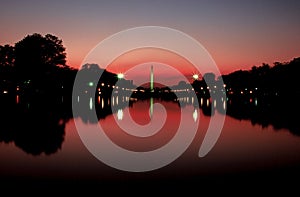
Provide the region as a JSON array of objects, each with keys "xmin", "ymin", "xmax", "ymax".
[
  {"xmin": 222, "ymin": 57, "xmax": 300, "ymax": 97},
  {"xmin": 0, "ymin": 33, "xmax": 78, "ymax": 96},
  {"xmin": 190, "ymin": 57, "xmax": 300, "ymax": 98},
  {"xmin": 1, "ymin": 33, "xmax": 299, "ymax": 99},
  {"xmin": 0, "ymin": 33, "xmax": 130, "ymax": 98}
]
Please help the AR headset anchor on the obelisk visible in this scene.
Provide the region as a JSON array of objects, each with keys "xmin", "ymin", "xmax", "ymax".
[{"xmin": 150, "ymin": 65, "xmax": 154, "ymax": 92}]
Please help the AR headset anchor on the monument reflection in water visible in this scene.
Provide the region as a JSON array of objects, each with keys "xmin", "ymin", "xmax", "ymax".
[{"xmin": 0, "ymin": 88, "xmax": 300, "ymax": 187}]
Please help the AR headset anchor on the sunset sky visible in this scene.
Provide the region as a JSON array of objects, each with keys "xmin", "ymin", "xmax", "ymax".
[{"xmin": 1, "ymin": 0, "xmax": 299, "ymax": 83}]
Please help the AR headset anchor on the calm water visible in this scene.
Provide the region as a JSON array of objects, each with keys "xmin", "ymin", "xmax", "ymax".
[{"xmin": 0, "ymin": 94, "xmax": 300, "ymax": 191}]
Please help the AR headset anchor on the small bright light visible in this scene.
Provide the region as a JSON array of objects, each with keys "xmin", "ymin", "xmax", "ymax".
[
  {"xmin": 193, "ymin": 109, "xmax": 198, "ymax": 122},
  {"xmin": 117, "ymin": 109, "xmax": 124, "ymax": 120},
  {"xmin": 89, "ymin": 97, "xmax": 93, "ymax": 110},
  {"xmin": 192, "ymin": 74, "xmax": 199, "ymax": 80},
  {"xmin": 117, "ymin": 73, "xmax": 124, "ymax": 79},
  {"xmin": 88, "ymin": 82, "xmax": 94, "ymax": 87}
]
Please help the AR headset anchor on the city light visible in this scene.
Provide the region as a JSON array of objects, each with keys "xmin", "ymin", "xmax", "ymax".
[
  {"xmin": 117, "ymin": 73, "xmax": 124, "ymax": 79},
  {"xmin": 88, "ymin": 82, "xmax": 94, "ymax": 87},
  {"xmin": 192, "ymin": 74, "xmax": 199, "ymax": 80}
]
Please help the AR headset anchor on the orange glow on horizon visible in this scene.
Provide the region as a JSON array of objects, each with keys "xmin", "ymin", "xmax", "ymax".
[
  {"xmin": 101, "ymin": 47, "xmax": 207, "ymax": 85},
  {"xmin": 106, "ymin": 48, "xmax": 198, "ymax": 75}
]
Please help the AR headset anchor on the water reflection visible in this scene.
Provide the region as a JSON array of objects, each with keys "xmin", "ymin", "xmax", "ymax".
[
  {"xmin": 72, "ymin": 94, "xmax": 137, "ymax": 124},
  {"xmin": 150, "ymin": 97, "xmax": 153, "ymax": 119},
  {"xmin": 117, "ymin": 108, "xmax": 124, "ymax": 120},
  {"xmin": 1, "ymin": 92, "xmax": 299, "ymax": 155},
  {"xmin": 72, "ymin": 92, "xmax": 300, "ymax": 137},
  {"xmin": 0, "ymin": 94, "xmax": 72, "ymax": 155},
  {"xmin": 176, "ymin": 95, "xmax": 226, "ymax": 117},
  {"xmin": 226, "ymin": 95, "xmax": 300, "ymax": 136},
  {"xmin": 176, "ymin": 94, "xmax": 300, "ymax": 136},
  {"xmin": 192, "ymin": 108, "xmax": 198, "ymax": 122}
]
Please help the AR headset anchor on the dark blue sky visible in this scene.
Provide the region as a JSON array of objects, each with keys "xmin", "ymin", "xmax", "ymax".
[{"xmin": 1, "ymin": 0, "xmax": 299, "ymax": 73}]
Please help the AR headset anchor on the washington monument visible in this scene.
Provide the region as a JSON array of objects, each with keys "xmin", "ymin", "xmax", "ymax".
[{"xmin": 150, "ymin": 65, "xmax": 154, "ymax": 92}]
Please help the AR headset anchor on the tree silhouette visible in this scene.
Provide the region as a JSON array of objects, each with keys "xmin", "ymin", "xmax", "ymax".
[
  {"xmin": 0, "ymin": 44, "xmax": 14, "ymax": 68},
  {"xmin": 11, "ymin": 33, "xmax": 73, "ymax": 95},
  {"xmin": 0, "ymin": 94, "xmax": 71, "ymax": 155},
  {"xmin": 43, "ymin": 34, "xmax": 67, "ymax": 67},
  {"xmin": 203, "ymin": 72, "xmax": 216, "ymax": 88},
  {"xmin": 14, "ymin": 33, "xmax": 67, "ymax": 83},
  {"xmin": 0, "ymin": 45, "xmax": 15, "ymax": 80}
]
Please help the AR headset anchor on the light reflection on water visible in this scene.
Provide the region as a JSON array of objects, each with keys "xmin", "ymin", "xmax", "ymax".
[{"xmin": 0, "ymin": 94, "xmax": 300, "ymax": 184}]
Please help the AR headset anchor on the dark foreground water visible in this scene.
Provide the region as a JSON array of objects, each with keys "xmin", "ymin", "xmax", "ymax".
[{"xmin": 0, "ymin": 94, "xmax": 300, "ymax": 194}]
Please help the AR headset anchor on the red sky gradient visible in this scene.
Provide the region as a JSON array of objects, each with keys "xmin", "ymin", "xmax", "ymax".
[
  {"xmin": 1, "ymin": 0, "xmax": 299, "ymax": 78},
  {"xmin": 105, "ymin": 48, "xmax": 199, "ymax": 84}
]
